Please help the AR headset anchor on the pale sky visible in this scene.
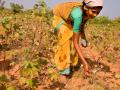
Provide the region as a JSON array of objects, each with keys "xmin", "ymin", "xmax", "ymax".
[{"xmin": 4, "ymin": 0, "xmax": 120, "ymax": 19}]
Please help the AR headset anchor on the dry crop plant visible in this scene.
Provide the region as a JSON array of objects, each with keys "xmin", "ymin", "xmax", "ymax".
[
  {"xmin": 0, "ymin": 0, "xmax": 58, "ymax": 89},
  {"xmin": 0, "ymin": 15, "xmax": 25, "ymax": 90}
]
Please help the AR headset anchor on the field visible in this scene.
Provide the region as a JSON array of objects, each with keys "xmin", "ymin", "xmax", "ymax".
[{"xmin": 0, "ymin": 2, "xmax": 120, "ymax": 90}]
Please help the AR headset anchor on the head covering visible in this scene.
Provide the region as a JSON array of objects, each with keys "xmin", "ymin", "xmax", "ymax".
[{"xmin": 84, "ymin": 0, "xmax": 103, "ymax": 7}]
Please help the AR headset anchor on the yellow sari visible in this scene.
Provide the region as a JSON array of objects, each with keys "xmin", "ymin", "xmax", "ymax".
[{"xmin": 52, "ymin": 16, "xmax": 78, "ymax": 74}]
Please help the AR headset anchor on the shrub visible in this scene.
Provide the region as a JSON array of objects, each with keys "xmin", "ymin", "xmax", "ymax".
[
  {"xmin": 92, "ymin": 16, "xmax": 112, "ymax": 24},
  {"xmin": 10, "ymin": 3, "xmax": 24, "ymax": 14}
]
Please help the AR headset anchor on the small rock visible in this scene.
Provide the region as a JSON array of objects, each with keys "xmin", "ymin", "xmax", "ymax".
[{"xmin": 114, "ymin": 72, "xmax": 120, "ymax": 79}]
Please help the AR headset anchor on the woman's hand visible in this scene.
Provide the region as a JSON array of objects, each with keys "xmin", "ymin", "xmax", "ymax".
[
  {"xmin": 84, "ymin": 64, "xmax": 91, "ymax": 77},
  {"xmin": 81, "ymin": 39, "xmax": 88, "ymax": 47},
  {"xmin": 73, "ymin": 33, "xmax": 90, "ymax": 76}
]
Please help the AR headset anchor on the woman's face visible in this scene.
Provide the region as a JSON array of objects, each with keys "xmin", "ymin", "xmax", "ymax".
[{"xmin": 86, "ymin": 8, "xmax": 101, "ymax": 19}]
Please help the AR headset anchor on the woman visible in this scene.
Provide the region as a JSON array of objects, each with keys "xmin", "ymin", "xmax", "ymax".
[{"xmin": 52, "ymin": 0, "xmax": 103, "ymax": 76}]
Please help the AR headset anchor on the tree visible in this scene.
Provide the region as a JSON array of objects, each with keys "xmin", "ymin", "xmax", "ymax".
[
  {"xmin": 0, "ymin": 0, "xmax": 5, "ymax": 9},
  {"xmin": 33, "ymin": 0, "xmax": 48, "ymax": 17},
  {"xmin": 10, "ymin": 3, "xmax": 24, "ymax": 14}
]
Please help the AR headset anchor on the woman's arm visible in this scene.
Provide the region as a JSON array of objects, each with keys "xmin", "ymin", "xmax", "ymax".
[
  {"xmin": 80, "ymin": 26, "xmax": 86, "ymax": 39},
  {"xmin": 80, "ymin": 18, "xmax": 89, "ymax": 47},
  {"xmin": 71, "ymin": 7, "xmax": 90, "ymax": 75},
  {"xmin": 73, "ymin": 32, "xmax": 89, "ymax": 73}
]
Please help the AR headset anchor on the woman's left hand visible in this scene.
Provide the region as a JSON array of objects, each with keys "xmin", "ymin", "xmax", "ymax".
[{"xmin": 81, "ymin": 39, "xmax": 88, "ymax": 47}]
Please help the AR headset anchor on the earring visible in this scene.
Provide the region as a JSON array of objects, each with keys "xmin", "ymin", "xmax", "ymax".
[{"xmin": 84, "ymin": 6, "xmax": 88, "ymax": 11}]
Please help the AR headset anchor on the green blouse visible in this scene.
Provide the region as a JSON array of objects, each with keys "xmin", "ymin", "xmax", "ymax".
[{"xmin": 70, "ymin": 7, "xmax": 83, "ymax": 33}]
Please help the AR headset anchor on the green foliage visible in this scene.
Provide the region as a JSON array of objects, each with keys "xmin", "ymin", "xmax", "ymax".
[
  {"xmin": 19, "ymin": 77, "xmax": 38, "ymax": 89},
  {"xmin": 0, "ymin": 17, "xmax": 21, "ymax": 31},
  {"xmin": 93, "ymin": 16, "xmax": 112, "ymax": 24},
  {"xmin": 113, "ymin": 17, "xmax": 120, "ymax": 24},
  {"xmin": 26, "ymin": 79, "xmax": 38, "ymax": 89},
  {"xmin": 7, "ymin": 86, "xmax": 16, "ymax": 90},
  {"xmin": 24, "ymin": 9, "xmax": 33, "ymax": 15},
  {"xmin": 19, "ymin": 47, "xmax": 41, "ymax": 89},
  {"xmin": 10, "ymin": 3, "xmax": 23, "ymax": 14},
  {"xmin": 0, "ymin": 17, "xmax": 9, "ymax": 25},
  {"xmin": 12, "ymin": 23, "xmax": 21, "ymax": 31},
  {"xmin": 48, "ymin": 67, "xmax": 59, "ymax": 81},
  {"xmin": 0, "ymin": 74, "xmax": 9, "ymax": 82},
  {"xmin": 0, "ymin": 74, "xmax": 16, "ymax": 90},
  {"xmin": 19, "ymin": 47, "xmax": 40, "ymax": 89},
  {"xmin": 19, "ymin": 77, "xmax": 26, "ymax": 85},
  {"xmin": 0, "ymin": 16, "xmax": 25, "ymax": 52},
  {"xmin": 33, "ymin": 0, "xmax": 53, "ymax": 21},
  {"xmin": 33, "ymin": 0, "xmax": 47, "ymax": 16},
  {"xmin": 20, "ymin": 60, "xmax": 39, "ymax": 78},
  {"xmin": 0, "ymin": 17, "xmax": 10, "ymax": 29}
]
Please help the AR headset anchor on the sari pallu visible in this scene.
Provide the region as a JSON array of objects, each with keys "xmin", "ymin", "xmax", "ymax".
[{"xmin": 52, "ymin": 16, "xmax": 79, "ymax": 74}]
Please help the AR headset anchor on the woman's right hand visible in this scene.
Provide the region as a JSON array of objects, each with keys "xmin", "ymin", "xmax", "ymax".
[
  {"xmin": 84, "ymin": 64, "xmax": 91, "ymax": 77},
  {"xmin": 73, "ymin": 33, "xmax": 91, "ymax": 77}
]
